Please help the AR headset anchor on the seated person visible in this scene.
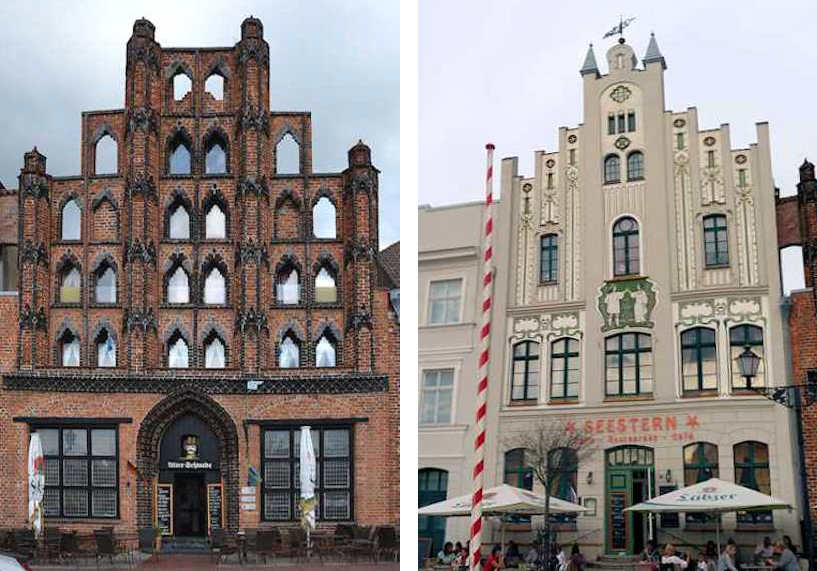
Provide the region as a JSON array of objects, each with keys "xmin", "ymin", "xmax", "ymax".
[
  {"xmin": 505, "ymin": 540, "xmax": 521, "ymax": 567},
  {"xmin": 483, "ymin": 545, "xmax": 504, "ymax": 570},
  {"xmin": 768, "ymin": 540, "xmax": 798, "ymax": 571},
  {"xmin": 755, "ymin": 536, "xmax": 774, "ymax": 561},
  {"xmin": 641, "ymin": 540, "xmax": 660, "ymax": 562},
  {"xmin": 438, "ymin": 541, "xmax": 456, "ymax": 565},
  {"xmin": 662, "ymin": 544, "xmax": 688, "ymax": 569}
]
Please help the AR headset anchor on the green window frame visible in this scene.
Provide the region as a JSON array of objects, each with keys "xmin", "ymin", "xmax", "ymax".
[
  {"xmin": 511, "ymin": 341, "xmax": 540, "ymax": 402},
  {"xmin": 539, "ymin": 234, "xmax": 558, "ymax": 283},
  {"xmin": 612, "ymin": 217, "xmax": 640, "ymax": 276},
  {"xmin": 681, "ymin": 327, "xmax": 717, "ymax": 392},
  {"xmin": 605, "ymin": 333, "xmax": 653, "ymax": 396},
  {"xmin": 703, "ymin": 214, "xmax": 729, "ymax": 267},
  {"xmin": 734, "ymin": 441, "xmax": 772, "ymax": 525},
  {"xmin": 550, "ymin": 338, "xmax": 579, "ymax": 399},
  {"xmin": 418, "ymin": 468, "xmax": 448, "ymax": 555},
  {"xmin": 730, "ymin": 325, "xmax": 764, "ymax": 389},
  {"xmin": 683, "ymin": 442, "xmax": 719, "ymax": 524}
]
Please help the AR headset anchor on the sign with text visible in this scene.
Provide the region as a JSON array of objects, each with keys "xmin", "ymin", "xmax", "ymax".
[
  {"xmin": 166, "ymin": 460, "xmax": 214, "ymax": 470},
  {"xmin": 207, "ymin": 484, "xmax": 223, "ymax": 534},
  {"xmin": 156, "ymin": 484, "xmax": 173, "ymax": 537},
  {"xmin": 566, "ymin": 414, "xmax": 700, "ymax": 444}
]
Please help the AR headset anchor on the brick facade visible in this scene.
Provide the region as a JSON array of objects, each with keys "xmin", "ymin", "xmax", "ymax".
[{"xmin": 0, "ymin": 17, "xmax": 399, "ymax": 534}]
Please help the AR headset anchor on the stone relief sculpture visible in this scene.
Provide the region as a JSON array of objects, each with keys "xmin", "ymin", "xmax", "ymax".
[{"xmin": 597, "ymin": 278, "xmax": 657, "ymax": 331}]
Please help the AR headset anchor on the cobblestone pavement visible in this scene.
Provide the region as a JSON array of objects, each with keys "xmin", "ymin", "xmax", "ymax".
[{"xmin": 33, "ymin": 554, "xmax": 400, "ymax": 570}]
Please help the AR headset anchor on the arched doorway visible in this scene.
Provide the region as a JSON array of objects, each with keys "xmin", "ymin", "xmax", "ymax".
[
  {"xmin": 605, "ymin": 446, "xmax": 654, "ymax": 555},
  {"xmin": 137, "ymin": 391, "xmax": 239, "ymax": 534}
]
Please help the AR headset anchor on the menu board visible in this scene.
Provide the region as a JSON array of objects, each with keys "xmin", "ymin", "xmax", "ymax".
[
  {"xmin": 156, "ymin": 484, "xmax": 173, "ymax": 537},
  {"xmin": 207, "ymin": 484, "xmax": 223, "ymax": 534},
  {"xmin": 609, "ymin": 492, "xmax": 626, "ymax": 550},
  {"xmin": 658, "ymin": 486, "xmax": 679, "ymax": 528}
]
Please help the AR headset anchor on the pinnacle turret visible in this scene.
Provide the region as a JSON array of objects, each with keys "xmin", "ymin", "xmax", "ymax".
[
  {"xmin": 580, "ymin": 44, "xmax": 599, "ymax": 77},
  {"xmin": 643, "ymin": 32, "xmax": 666, "ymax": 69}
]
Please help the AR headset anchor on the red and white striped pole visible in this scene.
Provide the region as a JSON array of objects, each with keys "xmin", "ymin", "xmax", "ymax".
[{"xmin": 471, "ymin": 143, "xmax": 495, "ymax": 570}]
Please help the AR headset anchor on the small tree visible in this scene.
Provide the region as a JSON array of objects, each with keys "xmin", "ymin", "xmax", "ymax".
[{"xmin": 504, "ymin": 420, "xmax": 594, "ymax": 559}]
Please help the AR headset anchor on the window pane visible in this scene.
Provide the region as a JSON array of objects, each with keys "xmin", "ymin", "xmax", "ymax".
[
  {"xmin": 63, "ymin": 489, "xmax": 88, "ymax": 517},
  {"xmin": 168, "ymin": 267, "xmax": 189, "ymax": 303},
  {"xmin": 204, "ymin": 268, "xmax": 226, "ymax": 304},
  {"xmin": 280, "ymin": 336, "xmax": 299, "ymax": 368},
  {"xmin": 316, "ymin": 336, "xmax": 336, "ymax": 367},
  {"xmin": 62, "ymin": 200, "xmax": 81, "ymax": 240},
  {"xmin": 169, "ymin": 143, "xmax": 191, "ymax": 175},
  {"xmin": 324, "ymin": 430, "xmax": 349, "ymax": 457},
  {"xmin": 98, "ymin": 336, "xmax": 116, "ymax": 367},
  {"xmin": 91, "ymin": 459, "xmax": 116, "ymax": 487},
  {"xmin": 322, "ymin": 491, "xmax": 350, "ymax": 520},
  {"xmin": 43, "ymin": 488, "xmax": 60, "ymax": 517},
  {"xmin": 168, "ymin": 337, "xmax": 189, "ymax": 368},
  {"xmin": 313, "ymin": 197, "xmax": 336, "ymax": 238},
  {"xmin": 428, "ymin": 279, "xmax": 461, "ymax": 324},
  {"xmin": 205, "ymin": 204, "xmax": 226, "ymax": 239},
  {"xmin": 205, "ymin": 143, "xmax": 226, "ymax": 174},
  {"xmin": 323, "ymin": 460, "xmax": 350, "ymax": 488},
  {"xmin": 39, "ymin": 429, "xmax": 59, "ymax": 456},
  {"xmin": 277, "ymin": 269, "xmax": 300, "ymax": 304},
  {"xmin": 61, "ymin": 268, "xmax": 81, "ymax": 303},
  {"xmin": 62, "ymin": 338, "xmax": 80, "ymax": 367},
  {"xmin": 169, "ymin": 206, "xmax": 190, "ymax": 239},
  {"xmin": 264, "ymin": 431, "xmax": 290, "ymax": 458},
  {"xmin": 264, "ymin": 461, "xmax": 290, "ymax": 489},
  {"xmin": 92, "ymin": 489, "xmax": 117, "ymax": 517},
  {"xmin": 63, "ymin": 459, "xmax": 88, "ymax": 486},
  {"xmin": 91, "ymin": 429, "xmax": 116, "ymax": 456},
  {"xmin": 96, "ymin": 267, "xmax": 116, "ymax": 303},
  {"xmin": 205, "ymin": 338, "xmax": 225, "ymax": 368},
  {"xmin": 315, "ymin": 267, "xmax": 337, "ymax": 302}
]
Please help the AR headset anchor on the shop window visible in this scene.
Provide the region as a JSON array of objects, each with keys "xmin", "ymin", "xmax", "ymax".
[
  {"xmin": 550, "ymin": 338, "xmax": 579, "ymax": 400},
  {"xmin": 204, "ymin": 334, "xmax": 226, "ymax": 369},
  {"xmin": 173, "ymin": 72, "xmax": 191, "ymax": 101},
  {"xmin": 168, "ymin": 202, "xmax": 191, "ymax": 240},
  {"xmin": 95, "ymin": 265, "xmax": 116, "ymax": 304},
  {"xmin": 204, "ymin": 73, "xmax": 224, "ymax": 100},
  {"xmin": 627, "ymin": 151, "xmax": 644, "ymax": 180},
  {"xmin": 276, "ymin": 265, "xmax": 300, "ymax": 305},
  {"xmin": 734, "ymin": 441, "xmax": 772, "ymax": 525},
  {"xmin": 203, "ymin": 267, "xmax": 226, "ymax": 305},
  {"xmin": 730, "ymin": 325, "xmax": 764, "ymax": 389},
  {"xmin": 314, "ymin": 266, "xmax": 337, "ymax": 303},
  {"xmin": 0, "ymin": 245, "xmax": 18, "ymax": 292},
  {"xmin": 279, "ymin": 332, "xmax": 300, "ymax": 368},
  {"xmin": 315, "ymin": 332, "xmax": 337, "ymax": 368},
  {"xmin": 703, "ymin": 214, "xmax": 729, "ymax": 267},
  {"xmin": 681, "ymin": 327, "xmax": 717, "ymax": 392},
  {"xmin": 427, "ymin": 279, "xmax": 461, "ymax": 325},
  {"xmin": 312, "ymin": 197, "xmax": 336, "ymax": 239},
  {"xmin": 419, "ymin": 369, "xmax": 454, "ymax": 425},
  {"xmin": 540, "ymin": 234, "xmax": 558, "ymax": 283},
  {"xmin": 548, "ymin": 447, "xmax": 578, "ymax": 525},
  {"xmin": 60, "ymin": 330, "xmax": 80, "ymax": 367},
  {"xmin": 167, "ymin": 266, "xmax": 190, "ymax": 304},
  {"xmin": 605, "ymin": 333, "xmax": 652, "ymax": 396},
  {"xmin": 612, "ymin": 216, "xmax": 640, "ymax": 276},
  {"xmin": 60, "ymin": 266, "xmax": 81, "ymax": 303},
  {"xmin": 38, "ymin": 427, "xmax": 118, "ymax": 518},
  {"xmin": 62, "ymin": 199, "xmax": 82, "ymax": 240},
  {"xmin": 418, "ymin": 468, "xmax": 449, "ymax": 556},
  {"xmin": 604, "ymin": 154, "xmax": 620, "ymax": 184},
  {"xmin": 276, "ymin": 133, "xmax": 300, "ymax": 174},
  {"xmin": 683, "ymin": 442, "xmax": 719, "ymax": 525},
  {"xmin": 262, "ymin": 427, "xmax": 351, "ymax": 521},
  {"xmin": 167, "ymin": 333, "xmax": 189, "ymax": 368},
  {"xmin": 205, "ymin": 202, "xmax": 226, "ymax": 239},
  {"xmin": 511, "ymin": 340, "xmax": 539, "ymax": 402},
  {"xmin": 95, "ymin": 135, "xmax": 117, "ymax": 175},
  {"xmin": 96, "ymin": 329, "xmax": 116, "ymax": 368}
]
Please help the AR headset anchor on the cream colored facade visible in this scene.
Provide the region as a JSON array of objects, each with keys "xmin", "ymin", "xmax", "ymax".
[{"xmin": 483, "ymin": 36, "xmax": 800, "ymax": 558}]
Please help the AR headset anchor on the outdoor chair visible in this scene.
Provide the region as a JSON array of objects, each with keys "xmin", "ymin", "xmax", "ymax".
[
  {"xmin": 209, "ymin": 528, "xmax": 239, "ymax": 565},
  {"xmin": 40, "ymin": 527, "xmax": 62, "ymax": 563},
  {"xmin": 374, "ymin": 525, "xmax": 399, "ymax": 562},
  {"xmin": 280, "ymin": 527, "xmax": 307, "ymax": 562},
  {"xmin": 350, "ymin": 525, "xmax": 376, "ymax": 562},
  {"xmin": 256, "ymin": 528, "xmax": 282, "ymax": 564},
  {"xmin": 12, "ymin": 529, "xmax": 36, "ymax": 562},
  {"xmin": 94, "ymin": 528, "xmax": 132, "ymax": 569}
]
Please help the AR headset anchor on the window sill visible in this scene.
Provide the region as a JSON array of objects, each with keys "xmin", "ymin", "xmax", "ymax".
[
  {"xmin": 272, "ymin": 173, "xmax": 304, "ymax": 179},
  {"xmin": 271, "ymin": 303, "xmax": 307, "ymax": 310},
  {"xmin": 89, "ymin": 173, "xmax": 121, "ymax": 180},
  {"xmin": 603, "ymin": 180, "xmax": 621, "ymax": 185},
  {"xmin": 44, "ymin": 518, "xmax": 121, "ymax": 524},
  {"xmin": 704, "ymin": 264, "xmax": 730, "ymax": 270},
  {"xmin": 54, "ymin": 240, "xmax": 83, "ymax": 246},
  {"xmin": 201, "ymin": 173, "xmax": 232, "ymax": 179},
  {"xmin": 682, "ymin": 390, "xmax": 719, "ymax": 398},
  {"xmin": 164, "ymin": 174, "xmax": 194, "ymax": 179},
  {"xmin": 603, "ymin": 394, "xmax": 654, "ymax": 402},
  {"xmin": 548, "ymin": 398, "xmax": 579, "ymax": 405},
  {"xmin": 508, "ymin": 399, "xmax": 539, "ymax": 407},
  {"xmin": 90, "ymin": 240, "xmax": 123, "ymax": 246},
  {"xmin": 539, "ymin": 280, "xmax": 558, "ymax": 286},
  {"xmin": 200, "ymin": 239, "xmax": 232, "ymax": 245},
  {"xmin": 627, "ymin": 177, "xmax": 644, "ymax": 182},
  {"xmin": 607, "ymin": 274, "xmax": 645, "ymax": 282},
  {"xmin": 53, "ymin": 303, "xmax": 82, "ymax": 309},
  {"xmin": 731, "ymin": 389, "xmax": 765, "ymax": 396},
  {"xmin": 735, "ymin": 524, "xmax": 775, "ymax": 532},
  {"xmin": 88, "ymin": 303, "xmax": 121, "ymax": 309}
]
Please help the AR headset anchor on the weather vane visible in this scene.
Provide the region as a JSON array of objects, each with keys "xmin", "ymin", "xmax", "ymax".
[{"xmin": 603, "ymin": 15, "xmax": 636, "ymax": 41}]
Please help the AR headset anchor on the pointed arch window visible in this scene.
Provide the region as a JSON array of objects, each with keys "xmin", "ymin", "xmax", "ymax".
[
  {"xmin": 276, "ymin": 265, "xmax": 300, "ymax": 305},
  {"xmin": 95, "ymin": 265, "xmax": 116, "ymax": 304},
  {"xmin": 205, "ymin": 202, "xmax": 226, "ymax": 239},
  {"xmin": 60, "ymin": 266, "xmax": 81, "ymax": 303},
  {"xmin": 168, "ymin": 203, "xmax": 190, "ymax": 240},
  {"xmin": 96, "ymin": 329, "xmax": 116, "ymax": 368},
  {"xmin": 205, "ymin": 136, "xmax": 227, "ymax": 174},
  {"xmin": 204, "ymin": 73, "xmax": 224, "ymax": 100},
  {"xmin": 203, "ymin": 267, "xmax": 226, "ymax": 305},
  {"xmin": 62, "ymin": 199, "xmax": 82, "ymax": 240},
  {"xmin": 612, "ymin": 217, "xmax": 640, "ymax": 276},
  {"xmin": 95, "ymin": 135, "xmax": 117, "ymax": 175},
  {"xmin": 313, "ymin": 197, "xmax": 336, "ymax": 238},
  {"xmin": 279, "ymin": 333, "xmax": 300, "ymax": 368},
  {"xmin": 172, "ymin": 72, "xmax": 191, "ymax": 101},
  {"xmin": 315, "ymin": 266, "xmax": 337, "ymax": 303},
  {"xmin": 167, "ymin": 266, "xmax": 190, "ymax": 304},
  {"xmin": 627, "ymin": 151, "xmax": 644, "ymax": 180},
  {"xmin": 316, "ymin": 332, "xmax": 337, "ymax": 367},
  {"xmin": 60, "ymin": 330, "xmax": 80, "ymax": 367},
  {"xmin": 276, "ymin": 133, "xmax": 300, "ymax": 174},
  {"xmin": 204, "ymin": 335, "xmax": 226, "ymax": 369},
  {"xmin": 604, "ymin": 154, "xmax": 620, "ymax": 184},
  {"xmin": 169, "ymin": 139, "xmax": 191, "ymax": 175},
  {"xmin": 168, "ymin": 333, "xmax": 189, "ymax": 368}
]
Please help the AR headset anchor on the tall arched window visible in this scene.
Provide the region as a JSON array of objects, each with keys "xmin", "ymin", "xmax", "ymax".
[
  {"xmin": 96, "ymin": 329, "xmax": 116, "ymax": 368},
  {"xmin": 276, "ymin": 133, "xmax": 300, "ymax": 174},
  {"xmin": 681, "ymin": 327, "xmax": 717, "ymax": 392},
  {"xmin": 204, "ymin": 334, "xmax": 226, "ymax": 369},
  {"xmin": 548, "ymin": 447, "xmax": 578, "ymax": 524},
  {"xmin": 169, "ymin": 139, "xmax": 191, "ymax": 175},
  {"xmin": 167, "ymin": 266, "xmax": 190, "ymax": 304},
  {"xmin": 316, "ymin": 333, "xmax": 337, "ymax": 367},
  {"xmin": 314, "ymin": 266, "xmax": 337, "ymax": 303},
  {"xmin": 734, "ymin": 441, "xmax": 772, "ymax": 524},
  {"xmin": 683, "ymin": 442, "xmax": 719, "ymax": 524},
  {"xmin": 511, "ymin": 340, "xmax": 539, "ymax": 402},
  {"xmin": 60, "ymin": 330, "xmax": 80, "ymax": 367},
  {"xmin": 168, "ymin": 202, "xmax": 190, "ymax": 239},
  {"xmin": 205, "ymin": 136, "xmax": 227, "ymax": 174},
  {"xmin": 60, "ymin": 267, "xmax": 81, "ymax": 303},
  {"xmin": 276, "ymin": 265, "xmax": 300, "ymax": 305},
  {"xmin": 203, "ymin": 267, "xmax": 226, "ymax": 305},
  {"xmin": 418, "ymin": 468, "xmax": 449, "ymax": 556},
  {"xmin": 550, "ymin": 338, "xmax": 579, "ymax": 400},
  {"xmin": 168, "ymin": 333, "xmax": 189, "ymax": 368},
  {"xmin": 604, "ymin": 154, "xmax": 620, "ymax": 184},
  {"xmin": 62, "ymin": 199, "xmax": 82, "ymax": 240},
  {"xmin": 204, "ymin": 74, "xmax": 224, "ymax": 100},
  {"xmin": 205, "ymin": 203, "xmax": 226, "ymax": 239},
  {"xmin": 605, "ymin": 332, "xmax": 652, "ymax": 396},
  {"xmin": 730, "ymin": 324, "xmax": 764, "ymax": 389},
  {"xmin": 627, "ymin": 151, "xmax": 644, "ymax": 180},
  {"xmin": 173, "ymin": 72, "xmax": 191, "ymax": 101},
  {"xmin": 279, "ymin": 333, "xmax": 300, "ymax": 368},
  {"xmin": 95, "ymin": 135, "xmax": 117, "ymax": 175},
  {"xmin": 95, "ymin": 265, "xmax": 116, "ymax": 304},
  {"xmin": 313, "ymin": 197, "xmax": 336, "ymax": 238},
  {"xmin": 612, "ymin": 217, "xmax": 640, "ymax": 276}
]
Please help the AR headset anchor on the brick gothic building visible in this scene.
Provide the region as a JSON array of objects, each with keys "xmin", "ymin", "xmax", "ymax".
[{"xmin": 0, "ymin": 17, "xmax": 399, "ymax": 537}]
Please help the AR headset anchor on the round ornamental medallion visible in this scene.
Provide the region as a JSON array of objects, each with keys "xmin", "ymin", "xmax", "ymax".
[
  {"xmin": 568, "ymin": 134, "xmax": 577, "ymax": 144},
  {"xmin": 614, "ymin": 136, "xmax": 631, "ymax": 150},
  {"xmin": 704, "ymin": 136, "xmax": 716, "ymax": 147},
  {"xmin": 610, "ymin": 85, "xmax": 632, "ymax": 103},
  {"xmin": 565, "ymin": 166, "xmax": 578, "ymax": 181},
  {"xmin": 735, "ymin": 154, "xmax": 747, "ymax": 164},
  {"xmin": 523, "ymin": 183, "xmax": 533, "ymax": 192},
  {"xmin": 546, "ymin": 159, "xmax": 556, "ymax": 168},
  {"xmin": 673, "ymin": 118, "xmax": 686, "ymax": 128}
]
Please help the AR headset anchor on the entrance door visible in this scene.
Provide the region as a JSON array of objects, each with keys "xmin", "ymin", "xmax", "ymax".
[
  {"xmin": 605, "ymin": 446, "xmax": 654, "ymax": 555},
  {"xmin": 418, "ymin": 469, "xmax": 448, "ymax": 557},
  {"xmin": 173, "ymin": 474, "xmax": 206, "ymax": 537}
]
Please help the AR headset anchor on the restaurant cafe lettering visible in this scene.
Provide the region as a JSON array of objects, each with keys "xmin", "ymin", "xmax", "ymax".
[{"xmin": 567, "ymin": 413, "xmax": 700, "ymax": 444}]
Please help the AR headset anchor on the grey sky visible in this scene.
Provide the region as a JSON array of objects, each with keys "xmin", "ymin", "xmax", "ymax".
[
  {"xmin": 0, "ymin": 0, "xmax": 399, "ymax": 248},
  {"xmin": 419, "ymin": 0, "xmax": 813, "ymax": 292}
]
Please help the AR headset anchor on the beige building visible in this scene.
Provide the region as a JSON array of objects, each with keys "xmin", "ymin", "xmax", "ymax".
[{"xmin": 419, "ymin": 34, "xmax": 803, "ymax": 560}]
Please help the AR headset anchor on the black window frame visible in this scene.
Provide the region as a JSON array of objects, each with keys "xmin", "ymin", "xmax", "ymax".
[
  {"xmin": 703, "ymin": 214, "xmax": 729, "ymax": 267},
  {"xmin": 734, "ymin": 441, "xmax": 772, "ymax": 525},
  {"xmin": 550, "ymin": 337, "xmax": 579, "ymax": 400},
  {"xmin": 605, "ymin": 333, "xmax": 653, "ymax": 397},
  {"xmin": 680, "ymin": 327, "xmax": 718, "ymax": 393},
  {"xmin": 683, "ymin": 442, "xmax": 719, "ymax": 525},
  {"xmin": 612, "ymin": 217, "xmax": 640, "ymax": 276},
  {"xmin": 627, "ymin": 151, "xmax": 644, "ymax": 181},
  {"xmin": 539, "ymin": 234, "xmax": 558, "ymax": 283},
  {"xmin": 608, "ymin": 115, "xmax": 616, "ymax": 135},
  {"xmin": 511, "ymin": 340, "xmax": 540, "ymax": 402},
  {"xmin": 627, "ymin": 111, "xmax": 636, "ymax": 132},
  {"xmin": 604, "ymin": 154, "xmax": 621, "ymax": 184},
  {"xmin": 730, "ymin": 324, "xmax": 764, "ymax": 389},
  {"xmin": 617, "ymin": 113, "xmax": 626, "ymax": 133},
  {"xmin": 261, "ymin": 425, "xmax": 354, "ymax": 523},
  {"xmin": 37, "ymin": 425, "xmax": 119, "ymax": 519}
]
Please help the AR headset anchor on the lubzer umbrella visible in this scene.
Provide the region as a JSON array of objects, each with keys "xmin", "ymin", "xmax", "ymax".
[
  {"xmin": 625, "ymin": 478, "xmax": 791, "ymax": 553},
  {"xmin": 28, "ymin": 432, "xmax": 45, "ymax": 538},
  {"xmin": 299, "ymin": 426, "xmax": 317, "ymax": 554}
]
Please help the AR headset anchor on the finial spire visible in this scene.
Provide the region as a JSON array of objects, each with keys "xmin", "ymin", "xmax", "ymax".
[
  {"xmin": 643, "ymin": 31, "xmax": 666, "ymax": 69},
  {"xmin": 580, "ymin": 43, "xmax": 599, "ymax": 77}
]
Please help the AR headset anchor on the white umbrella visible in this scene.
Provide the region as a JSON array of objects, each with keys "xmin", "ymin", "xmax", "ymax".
[
  {"xmin": 28, "ymin": 432, "xmax": 45, "ymax": 538},
  {"xmin": 299, "ymin": 426, "xmax": 317, "ymax": 553},
  {"xmin": 625, "ymin": 478, "xmax": 791, "ymax": 553}
]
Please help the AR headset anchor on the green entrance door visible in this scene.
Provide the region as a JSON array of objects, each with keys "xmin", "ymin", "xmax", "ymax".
[
  {"xmin": 419, "ymin": 469, "xmax": 448, "ymax": 557},
  {"xmin": 605, "ymin": 446, "xmax": 654, "ymax": 555}
]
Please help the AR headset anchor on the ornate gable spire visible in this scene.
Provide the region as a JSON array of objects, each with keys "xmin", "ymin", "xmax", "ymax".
[{"xmin": 580, "ymin": 44, "xmax": 599, "ymax": 77}]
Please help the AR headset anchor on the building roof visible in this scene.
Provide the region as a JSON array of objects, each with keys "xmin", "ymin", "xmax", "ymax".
[
  {"xmin": 580, "ymin": 44, "xmax": 599, "ymax": 76},
  {"xmin": 643, "ymin": 33, "xmax": 666, "ymax": 69},
  {"xmin": 377, "ymin": 241, "xmax": 400, "ymax": 288}
]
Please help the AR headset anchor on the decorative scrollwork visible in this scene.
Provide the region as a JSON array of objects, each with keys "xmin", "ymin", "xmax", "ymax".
[
  {"xmin": 125, "ymin": 238, "xmax": 156, "ymax": 267},
  {"xmin": 238, "ymin": 39, "xmax": 269, "ymax": 65},
  {"xmin": 236, "ymin": 240, "xmax": 269, "ymax": 268},
  {"xmin": 124, "ymin": 307, "xmax": 158, "ymax": 333},
  {"xmin": 346, "ymin": 307, "xmax": 372, "ymax": 332},
  {"xmin": 236, "ymin": 176, "xmax": 269, "ymax": 201},
  {"xmin": 346, "ymin": 173, "xmax": 374, "ymax": 196},
  {"xmin": 344, "ymin": 241, "xmax": 375, "ymax": 266},
  {"xmin": 127, "ymin": 107, "xmax": 158, "ymax": 135},
  {"xmin": 21, "ymin": 175, "xmax": 48, "ymax": 199},
  {"xmin": 236, "ymin": 307, "xmax": 269, "ymax": 334},
  {"xmin": 19, "ymin": 240, "xmax": 47, "ymax": 266},
  {"xmin": 19, "ymin": 304, "xmax": 46, "ymax": 330},
  {"xmin": 238, "ymin": 104, "xmax": 270, "ymax": 134},
  {"xmin": 127, "ymin": 172, "xmax": 156, "ymax": 198},
  {"xmin": 128, "ymin": 44, "xmax": 160, "ymax": 72}
]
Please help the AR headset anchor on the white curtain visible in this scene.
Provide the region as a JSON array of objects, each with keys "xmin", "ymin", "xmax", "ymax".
[
  {"xmin": 277, "ymin": 269, "xmax": 300, "ymax": 304},
  {"xmin": 204, "ymin": 268, "xmax": 226, "ymax": 304},
  {"xmin": 316, "ymin": 336, "xmax": 336, "ymax": 367},
  {"xmin": 62, "ymin": 337, "xmax": 80, "ymax": 367},
  {"xmin": 205, "ymin": 338, "xmax": 225, "ymax": 368},
  {"xmin": 169, "ymin": 205, "xmax": 190, "ymax": 239},
  {"xmin": 97, "ymin": 336, "xmax": 116, "ymax": 367},
  {"xmin": 96, "ymin": 267, "xmax": 116, "ymax": 303},
  {"xmin": 280, "ymin": 336, "xmax": 299, "ymax": 368},
  {"xmin": 206, "ymin": 204, "xmax": 226, "ymax": 238},
  {"xmin": 168, "ymin": 267, "xmax": 189, "ymax": 303},
  {"xmin": 168, "ymin": 337, "xmax": 189, "ymax": 368}
]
